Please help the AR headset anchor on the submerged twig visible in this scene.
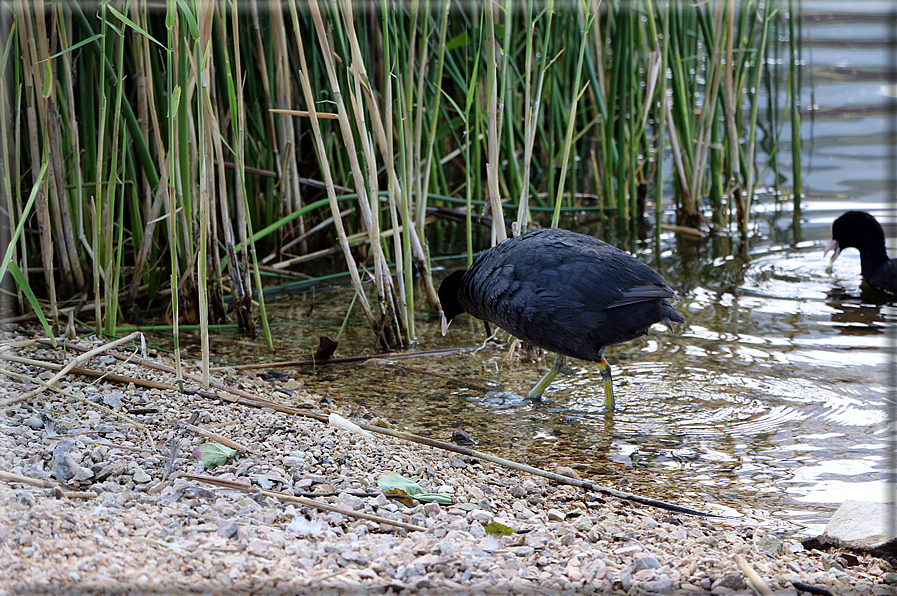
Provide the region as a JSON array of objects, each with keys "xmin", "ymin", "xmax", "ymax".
[
  {"xmin": 209, "ymin": 347, "xmax": 475, "ymax": 371},
  {"xmin": 375, "ymin": 361, "xmax": 503, "ymax": 393},
  {"xmin": 349, "ymin": 421, "xmax": 729, "ymax": 519}
]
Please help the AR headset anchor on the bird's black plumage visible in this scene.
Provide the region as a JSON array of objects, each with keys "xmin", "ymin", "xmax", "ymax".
[
  {"xmin": 826, "ymin": 211, "xmax": 897, "ymax": 296},
  {"xmin": 438, "ymin": 228, "xmax": 684, "ymax": 405}
]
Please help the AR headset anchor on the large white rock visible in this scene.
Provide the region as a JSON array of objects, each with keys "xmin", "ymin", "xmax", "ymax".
[{"xmin": 822, "ymin": 500, "xmax": 897, "ymax": 551}]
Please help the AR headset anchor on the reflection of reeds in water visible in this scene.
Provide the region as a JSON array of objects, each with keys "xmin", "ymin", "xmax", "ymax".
[{"xmin": 2, "ymin": 0, "xmax": 802, "ymax": 370}]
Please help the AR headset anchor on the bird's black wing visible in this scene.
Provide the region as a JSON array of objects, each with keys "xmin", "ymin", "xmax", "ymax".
[
  {"xmin": 870, "ymin": 260, "xmax": 897, "ymax": 297},
  {"xmin": 614, "ymin": 283, "xmax": 681, "ymax": 307}
]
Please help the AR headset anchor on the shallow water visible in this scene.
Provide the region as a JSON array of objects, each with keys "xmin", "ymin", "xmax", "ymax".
[{"xmin": 193, "ymin": 5, "xmax": 894, "ymax": 536}]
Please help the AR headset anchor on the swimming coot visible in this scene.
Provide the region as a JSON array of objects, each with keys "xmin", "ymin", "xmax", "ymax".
[
  {"xmin": 825, "ymin": 211, "xmax": 897, "ymax": 296},
  {"xmin": 438, "ymin": 228, "xmax": 685, "ymax": 410}
]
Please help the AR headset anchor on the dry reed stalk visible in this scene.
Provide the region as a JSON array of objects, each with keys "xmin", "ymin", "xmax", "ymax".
[
  {"xmin": 129, "ymin": 0, "xmax": 150, "ymax": 224},
  {"xmin": 249, "ymin": 0, "xmax": 280, "ymax": 180},
  {"xmin": 517, "ymin": 1, "xmax": 553, "ymax": 234},
  {"xmin": 48, "ymin": 11, "xmax": 84, "ymax": 290},
  {"xmin": 485, "ymin": 0, "xmax": 506, "ymax": 244},
  {"xmin": 268, "ymin": 0, "xmax": 304, "ymax": 236},
  {"xmin": 664, "ymin": 99, "xmax": 690, "ymax": 203},
  {"xmin": 220, "ymin": 0, "xmax": 261, "ymax": 339},
  {"xmin": 57, "ymin": 5, "xmax": 89, "ymax": 270},
  {"xmin": 0, "ymin": 353, "xmax": 181, "ymax": 392},
  {"xmin": 34, "ymin": 0, "xmax": 80, "ymax": 291},
  {"xmin": 128, "ymin": 166, "xmax": 169, "ymax": 307},
  {"xmin": 16, "ymin": 0, "xmax": 58, "ymax": 330},
  {"xmin": 418, "ymin": 1, "xmax": 449, "ymax": 230},
  {"xmin": 722, "ymin": 0, "xmax": 742, "ymax": 208},
  {"xmin": 0, "ymin": 470, "xmax": 98, "ymax": 499},
  {"xmin": 308, "ymin": 0, "xmax": 405, "ymax": 346},
  {"xmin": 165, "ymin": 5, "xmax": 184, "ymax": 389},
  {"xmin": 289, "ymin": 0, "xmax": 376, "ymax": 329},
  {"xmin": 384, "ymin": 69, "xmax": 409, "ymax": 333},
  {"xmin": 340, "ymin": 0, "xmax": 407, "ymax": 345},
  {"xmin": 0, "ymin": 365, "xmax": 153, "ymax": 448}
]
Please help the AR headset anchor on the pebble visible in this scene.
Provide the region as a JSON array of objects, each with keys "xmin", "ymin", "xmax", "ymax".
[{"xmin": 217, "ymin": 518, "xmax": 238, "ymax": 538}]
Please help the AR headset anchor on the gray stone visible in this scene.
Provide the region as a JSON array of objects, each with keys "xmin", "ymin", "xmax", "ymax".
[
  {"xmin": 554, "ymin": 466, "xmax": 580, "ymax": 480},
  {"xmin": 822, "ymin": 500, "xmax": 897, "ymax": 551},
  {"xmin": 73, "ymin": 466, "xmax": 94, "ymax": 482},
  {"xmin": 282, "ymin": 456, "xmax": 305, "ymax": 468},
  {"xmin": 883, "ymin": 573, "xmax": 897, "ymax": 584},
  {"xmin": 547, "ymin": 508, "xmax": 565, "ymax": 521},
  {"xmin": 24, "ymin": 415, "xmax": 43, "ymax": 429},
  {"xmin": 132, "ymin": 467, "xmax": 151, "ymax": 483},
  {"xmin": 217, "ymin": 518, "xmax": 238, "ymax": 538},
  {"xmin": 93, "ymin": 461, "xmax": 124, "ymax": 482},
  {"xmin": 575, "ymin": 516, "xmax": 593, "ymax": 532},
  {"xmin": 53, "ymin": 453, "xmax": 78, "ymax": 482},
  {"xmin": 758, "ymin": 534, "xmax": 785, "ymax": 555},
  {"xmin": 510, "ymin": 485, "xmax": 528, "ymax": 498},
  {"xmin": 102, "ymin": 391, "xmax": 123, "ymax": 409},
  {"xmin": 337, "ymin": 493, "xmax": 365, "ymax": 510},
  {"xmin": 469, "ymin": 521, "xmax": 486, "ymax": 539},
  {"xmin": 642, "ymin": 577, "xmax": 674, "ymax": 592},
  {"xmin": 716, "ymin": 572, "xmax": 746, "ymax": 591},
  {"xmin": 468, "ymin": 509, "xmax": 492, "ymax": 524},
  {"xmin": 632, "ymin": 556, "xmax": 661, "ymax": 572}
]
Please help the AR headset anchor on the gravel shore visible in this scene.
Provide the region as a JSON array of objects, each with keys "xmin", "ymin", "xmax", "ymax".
[{"xmin": 0, "ymin": 334, "xmax": 893, "ymax": 595}]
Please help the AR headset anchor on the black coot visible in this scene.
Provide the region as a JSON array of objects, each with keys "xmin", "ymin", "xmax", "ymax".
[
  {"xmin": 438, "ymin": 228, "xmax": 685, "ymax": 410},
  {"xmin": 825, "ymin": 211, "xmax": 897, "ymax": 296}
]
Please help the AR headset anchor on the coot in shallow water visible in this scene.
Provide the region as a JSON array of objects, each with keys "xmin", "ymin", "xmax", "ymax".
[
  {"xmin": 825, "ymin": 211, "xmax": 897, "ymax": 296},
  {"xmin": 438, "ymin": 228, "xmax": 685, "ymax": 410}
]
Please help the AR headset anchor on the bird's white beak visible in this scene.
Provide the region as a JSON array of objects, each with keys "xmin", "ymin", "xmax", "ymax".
[
  {"xmin": 440, "ymin": 313, "xmax": 451, "ymax": 336},
  {"xmin": 824, "ymin": 238, "xmax": 841, "ymax": 263}
]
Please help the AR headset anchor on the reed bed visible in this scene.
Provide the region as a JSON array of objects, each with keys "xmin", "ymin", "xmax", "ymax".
[{"xmin": 1, "ymin": 0, "xmax": 803, "ymax": 376}]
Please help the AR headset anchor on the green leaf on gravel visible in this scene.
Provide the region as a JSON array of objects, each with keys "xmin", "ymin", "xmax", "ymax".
[
  {"xmin": 378, "ymin": 473, "xmax": 453, "ymax": 505},
  {"xmin": 485, "ymin": 521, "xmax": 516, "ymax": 536},
  {"xmin": 378, "ymin": 473, "xmax": 423, "ymax": 495},
  {"xmin": 192, "ymin": 442, "xmax": 238, "ymax": 469}
]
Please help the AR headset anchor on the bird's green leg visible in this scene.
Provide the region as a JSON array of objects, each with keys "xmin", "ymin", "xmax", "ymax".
[
  {"xmin": 527, "ymin": 353, "xmax": 566, "ymax": 399},
  {"xmin": 598, "ymin": 357, "xmax": 615, "ymax": 411}
]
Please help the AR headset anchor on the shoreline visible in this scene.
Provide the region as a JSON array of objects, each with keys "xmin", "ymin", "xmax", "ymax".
[{"xmin": 0, "ymin": 335, "xmax": 892, "ymax": 595}]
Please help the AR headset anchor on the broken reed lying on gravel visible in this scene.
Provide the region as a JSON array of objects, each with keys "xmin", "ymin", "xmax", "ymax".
[
  {"xmin": 6, "ymin": 1, "xmax": 802, "ymax": 376},
  {"xmin": 15, "ymin": 336, "xmax": 722, "ymax": 518}
]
